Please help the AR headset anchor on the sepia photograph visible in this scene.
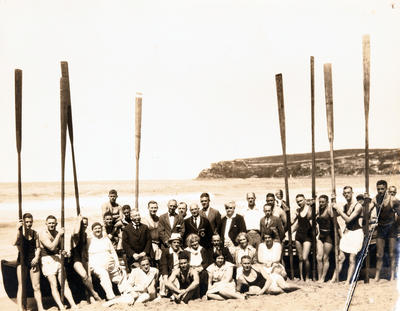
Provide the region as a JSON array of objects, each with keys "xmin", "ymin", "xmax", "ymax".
[{"xmin": 0, "ymin": 1, "xmax": 399, "ymax": 310}]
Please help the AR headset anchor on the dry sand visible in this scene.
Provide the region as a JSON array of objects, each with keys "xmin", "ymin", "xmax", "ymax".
[{"xmin": 1, "ymin": 176, "xmax": 399, "ymax": 310}]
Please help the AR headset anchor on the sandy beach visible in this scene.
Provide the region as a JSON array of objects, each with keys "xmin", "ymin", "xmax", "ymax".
[{"xmin": 1, "ymin": 175, "xmax": 399, "ymax": 310}]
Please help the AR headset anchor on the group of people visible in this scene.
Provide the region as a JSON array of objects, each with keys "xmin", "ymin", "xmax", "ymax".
[{"xmin": 14, "ymin": 180, "xmax": 399, "ymax": 310}]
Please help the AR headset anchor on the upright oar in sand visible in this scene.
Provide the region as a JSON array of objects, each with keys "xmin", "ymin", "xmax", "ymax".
[
  {"xmin": 15, "ymin": 69, "xmax": 23, "ymax": 223},
  {"xmin": 362, "ymin": 34, "xmax": 371, "ymax": 283},
  {"xmin": 323, "ymin": 63, "xmax": 339, "ymax": 283},
  {"xmin": 275, "ymin": 73, "xmax": 294, "ymax": 280},
  {"xmin": 134, "ymin": 92, "xmax": 143, "ymax": 211},
  {"xmin": 310, "ymin": 56, "xmax": 317, "ymax": 281},
  {"xmin": 61, "ymin": 61, "xmax": 80, "ymax": 216},
  {"xmin": 60, "ymin": 76, "xmax": 69, "ymax": 301},
  {"xmin": 343, "ymin": 33, "xmax": 374, "ymax": 311}
]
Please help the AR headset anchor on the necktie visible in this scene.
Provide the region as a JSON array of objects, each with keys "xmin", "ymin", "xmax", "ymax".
[{"xmin": 194, "ymin": 217, "xmax": 198, "ymax": 228}]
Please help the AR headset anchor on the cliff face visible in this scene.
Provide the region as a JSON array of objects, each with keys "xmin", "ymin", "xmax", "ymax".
[{"xmin": 197, "ymin": 149, "xmax": 400, "ymax": 179}]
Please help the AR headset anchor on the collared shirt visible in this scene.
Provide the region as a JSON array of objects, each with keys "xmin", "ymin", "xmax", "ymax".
[
  {"xmin": 127, "ymin": 266, "xmax": 158, "ymax": 292},
  {"xmin": 243, "ymin": 207, "xmax": 263, "ymax": 230},
  {"xmin": 169, "ymin": 214, "xmax": 176, "ymax": 228},
  {"xmin": 224, "ymin": 213, "xmax": 236, "ymax": 241}
]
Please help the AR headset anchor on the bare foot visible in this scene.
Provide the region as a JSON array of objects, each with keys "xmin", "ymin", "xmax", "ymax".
[
  {"xmin": 374, "ymin": 277, "xmax": 380, "ymax": 283},
  {"xmin": 317, "ymin": 278, "xmax": 324, "ymax": 284}
]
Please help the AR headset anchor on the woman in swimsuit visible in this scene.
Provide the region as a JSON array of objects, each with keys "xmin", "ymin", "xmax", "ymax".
[
  {"xmin": 14, "ymin": 213, "xmax": 44, "ymax": 311},
  {"xmin": 291, "ymin": 194, "xmax": 313, "ymax": 281},
  {"xmin": 316, "ymin": 195, "xmax": 334, "ymax": 283},
  {"xmin": 236, "ymin": 255, "xmax": 271, "ymax": 295}
]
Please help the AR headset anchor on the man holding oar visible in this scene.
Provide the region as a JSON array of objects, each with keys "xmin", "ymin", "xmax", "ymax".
[
  {"xmin": 370, "ymin": 180, "xmax": 400, "ymax": 282},
  {"xmin": 39, "ymin": 215, "xmax": 77, "ymax": 310}
]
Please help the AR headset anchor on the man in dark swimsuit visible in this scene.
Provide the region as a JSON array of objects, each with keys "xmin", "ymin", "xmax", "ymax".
[
  {"xmin": 370, "ymin": 180, "xmax": 400, "ymax": 281},
  {"xmin": 236, "ymin": 255, "xmax": 270, "ymax": 295},
  {"xmin": 166, "ymin": 251, "xmax": 200, "ymax": 304}
]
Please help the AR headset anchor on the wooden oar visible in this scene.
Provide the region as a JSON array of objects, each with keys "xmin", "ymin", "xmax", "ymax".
[
  {"xmin": 362, "ymin": 34, "xmax": 370, "ymax": 283},
  {"xmin": 134, "ymin": 92, "xmax": 143, "ymax": 211},
  {"xmin": 323, "ymin": 63, "xmax": 339, "ymax": 283},
  {"xmin": 61, "ymin": 61, "xmax": 80, "ymax": 216},
  {"xmin": 60, "ymin": 77, "xmax": 69, "ymax": 301},
  {"xmin": 310, "ymin": 56, "xmax": 317, "ymax": 281},
  {"xmin": 15, "ymin": 69, "xmax": 23, "ymax": 221},
  {"xmin": 275, "ymin": 74, "xmax": 294, "ymax": 280}
]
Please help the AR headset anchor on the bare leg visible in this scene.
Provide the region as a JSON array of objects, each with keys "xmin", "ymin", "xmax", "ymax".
[
  {"xmin": 330, "ymin": 251, "xmax": 345, "ymax": 283},
  {"xmin": 346, "ymin": 254, "xmax": 357, "ymax": 285},
  {"xmin": 207, "ymin": 293, "xmax": 225, "ymax": 301},
  {"xmin": 16, "ymin": 264, "xmax": 27, "ymax": 311},
  {"xmin": 320, "ymin": 242, "xmax": 333, "ymax": 283},
  {"xmin": 316, "ymin": 240, "xmax": 324, "ymax": 282},
  {"xmin": 388, "ymin": 237, "xmax": 396, "ymax": 281},
  {"xmin": 302, "ymin": 241, "xmax": 312, "ymax": 281},
  {"xmin": 47, "ymin": 274, "xmax": 65, "ymax": 310},
  {"xmin": 218, "ymin": 289, "xmax": 245, "ymax": 300},
  {"xmin": 73, "ymin": 261, "xmax": 101, "ymax": 301},
  {"xmin": 295, "ymin": 241, "xmax": 304, "ymax": 281},
  {"xmin": 374, "ymin": 238, "xmax": 385, "ymax": 282},
  {"xmin": 56, "ymin": 271, "xmax": 77, "ymax": 309},
  {"xmin": 30, "ymin": 267, "xmax": 44, "ymax": 311}
]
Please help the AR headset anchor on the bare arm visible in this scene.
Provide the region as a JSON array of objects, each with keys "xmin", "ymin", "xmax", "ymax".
[
  {"xmin": 335, "ymin": 203, "xmax": 362, "ymax": 224},
  {"xmin": 166, "ymin": 269, "xmax": 182, "ymax": 294},
  {"xmin": 39, "ymin": 229, "xmax": 63, "ymax": 252}
]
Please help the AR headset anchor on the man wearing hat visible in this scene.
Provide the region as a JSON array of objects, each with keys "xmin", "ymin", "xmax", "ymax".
[{"xmin": 159, "ymin": 233, "xmax": 184, "ymax": 296}]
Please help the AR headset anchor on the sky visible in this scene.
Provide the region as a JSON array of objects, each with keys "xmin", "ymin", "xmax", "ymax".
[{"xmin": 0, "ymin": 0, "xmax": 399, "ymax": 182}]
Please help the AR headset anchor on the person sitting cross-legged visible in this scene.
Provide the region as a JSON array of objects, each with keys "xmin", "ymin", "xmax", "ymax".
[{"xmin": 165, "ymin": 251, "xmax": 200, "ymax": 304}]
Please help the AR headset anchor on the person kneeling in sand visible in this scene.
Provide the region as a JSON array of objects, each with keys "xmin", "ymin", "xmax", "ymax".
[
  {"xmin": 205, "ymin": 250, "xmax": 245, "ymax": 301},
  {"xmin": 124, "ymin": 256, "xmax": 159, "ymax": 305},
  {"xmin": 165, "ymin": 251, "xmax": 200, "ymax": 304}
]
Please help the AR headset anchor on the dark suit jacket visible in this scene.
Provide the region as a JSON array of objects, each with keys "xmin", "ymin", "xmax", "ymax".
[
  {"xmin": 211, "ymin": 245, "xmax": 234, "ymax": 263},
  {"xmin": 260, "ymin": 215, "xmax": 285, "ymax": 242},
  {"xmin": 200, "ymin": 207, "xmax": 222, "ymax": 235},
  {"xmin": 158, "ymin": 213, "xmax": 185, "ymax": 247},
  {"xmin": 221, "ymin": 214, "xmax": 247, "ymax": 246},
  {"xmin": 122, "ymin": 223, "xmax": 152, "ymax": 264},
  {"xmin": 183, "ymin": 216, "xmax": 213, "ymax": 249},
  {"xmin": 160, "ymin": 247, "xmax": 182, "ymax": 276}
]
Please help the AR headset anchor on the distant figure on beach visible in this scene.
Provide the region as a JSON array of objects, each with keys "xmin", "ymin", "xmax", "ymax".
[
  {"xmin": 183, "ymin": 203, "xmax": 213, "ymax": 249},
  {"xmin": 370, "ymin": 180, "xmax": 400, "ymax": 282},
  {"xmin": 70, "ymin": 215, "xmax": 101, "ymax": 303},
  {"xmin": 39, "ymin": 215, "xmax": 77, "ymax": 310},
  {"xmin": 199, "ymin": 193, "xmax": 222, "ymax": 235},
  {"xmin": 315, "ymin": 195, "xmax": 335, "ymax": 283},
  {"xmin": 141, "ymin": 201, "xmax": 161, "ymax": 265},
  {"xmin": 101, "ymin": 189, "xmax": 122, "ymax": 223},
  {"xmin": 291, "ymin": 194, "xmax": 312, "ymax": 282},
  {"xmin": 14, "ymin": 213, "xmax": 44, "ymax": 311},
  {"xmin": 158, "ymin": 199, "xmax": 185, "ymax": 249},
  {"xmin": 331, "ymin": 186, "xmax": 363, "ymax": 284},
  {"xmin": 165, "ymin": 251, "xmax": 200, "ymax": 304},
  {"xmin": 178, "ymin": 202, "xmax": 188, "ymax": 219},
  {"xmin": 122, "ymin": 210, "xmax": 152, "ymax": 268},
  {"xmin": 266, "ymin": 193, "xmax": 287, "ymax": 230},
  {"xmin": 243, "ymin": 192, "xmax": 263, "ymax": 248}
]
